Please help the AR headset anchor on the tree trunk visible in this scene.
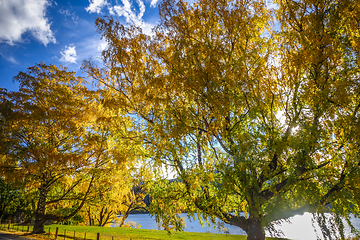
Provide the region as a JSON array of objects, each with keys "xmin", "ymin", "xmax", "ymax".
[
  {"xmin": 225, "ymin": 214, "xmax": 265, "ymax": 240},
  {"xmin": 247, "ymin": 217, "xmax": 265, "ymax": 240},
  {"xmin": 33, "ymin": 186, "xmax": 47, "ymax": 234},
  {"xmin": 87, "ymin": 207, "xmax": 92, "ymax": 226},
  {"xmin": 119, "ymin": 215, "xmax": 126, "ymax": 227}
]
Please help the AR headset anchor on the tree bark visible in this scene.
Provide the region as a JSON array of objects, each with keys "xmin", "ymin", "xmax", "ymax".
[
  {"xmin": 33, "ymin": 186, "xmax": 47, "ymax": 234},
  {"xmin": 247, "ymin": 216, "xmax": 265, "ymax": 240},
  {"xmin": 225, "ymin": 214, "xmax": 265, "ymax": 240},
  {"xmin": 87, "ymin": 207, "xmax": 93, "ymax": 226}
]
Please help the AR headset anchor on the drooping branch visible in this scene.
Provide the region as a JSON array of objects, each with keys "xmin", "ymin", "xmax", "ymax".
[{"xmin": 46, "ymin": 174, "xmax": 95, "ymax": 222}]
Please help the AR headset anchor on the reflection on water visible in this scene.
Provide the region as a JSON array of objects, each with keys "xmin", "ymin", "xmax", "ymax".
[{"xmin": 123, "ymin": 213, "xmax": 360, "ymax": 240}]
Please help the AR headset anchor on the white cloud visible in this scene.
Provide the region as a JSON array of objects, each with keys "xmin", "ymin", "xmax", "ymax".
[
  {"xmin": 141, "ymin": 22, "xmax": 155, "ymax": 35},
  {"xmin": 150, "ymin": 0, "xmax": 159, "ymax": 7},
  {"xmin": 86, "ymin": 0, "xmax": 108, "ymax": 14},
  {"xmin": 60, "ymin": 44, "xmax": 77, "ymax": 63},
  {"xmin": 0, "ymin": 0, "xmax": 56, "ymax": 46},
  {"xmin": 85, "ymin": 0, "xmax": 157, "ymax": 35},
  {"xmin": 109, "ymin": 0, "xmax": 145, "ymax": 26}
]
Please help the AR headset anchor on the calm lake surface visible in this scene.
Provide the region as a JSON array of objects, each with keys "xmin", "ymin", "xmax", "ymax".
[{"xmin": 123, "ymin": 213, "xmax": 360, "ymax": 240}]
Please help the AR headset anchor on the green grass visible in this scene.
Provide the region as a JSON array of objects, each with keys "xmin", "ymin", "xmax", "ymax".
[{"xmin": 0, "ymin": 223, "xmax": 289, "ymax": 240}]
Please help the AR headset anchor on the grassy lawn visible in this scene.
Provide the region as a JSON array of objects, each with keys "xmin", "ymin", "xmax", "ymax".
[{"xmin": 0, "ymin": 223, "xmax": 289, "ymax": 240}]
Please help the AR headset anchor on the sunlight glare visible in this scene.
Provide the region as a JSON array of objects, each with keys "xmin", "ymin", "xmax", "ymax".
[{"xmin": 275, "ymin": 213, "xmax": 318, "ymax": 240}]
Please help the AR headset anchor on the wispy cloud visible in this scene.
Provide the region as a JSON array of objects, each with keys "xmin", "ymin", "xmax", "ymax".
[
  {"xmin": 0, "ymin": 0, "xmax": 56, "ymax": 46},
  {"xmin": 59, "ymin": 9, "xmax": 78, "ymax": 24},
  {"xmin": 7, "ymin": 56, "xmax": 18, "ymax": 64},
  {"xmin": 0, "ymin": 53, "xmax": 18, "ymax": 64},
  {"xmin": 86, "ymin": 0, "xmax": 108, "ymax": 14},
  {"xmin": 60, "ymin": 44, "xmax": 77, "ymax": 63},
  {"xmin": 64, "ymin": 37, "xmax": 107, "ymax": 65}
]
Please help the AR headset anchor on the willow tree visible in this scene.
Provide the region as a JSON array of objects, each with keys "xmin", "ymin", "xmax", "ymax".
[{"xmin": 85, "ymin": 0, "xmax": 360, "ymax": 239}]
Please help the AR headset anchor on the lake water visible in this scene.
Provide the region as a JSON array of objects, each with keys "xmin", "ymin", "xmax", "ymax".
[{"xmin": 123, "ymin": 213, "xmax": 360, "ymax": 240}]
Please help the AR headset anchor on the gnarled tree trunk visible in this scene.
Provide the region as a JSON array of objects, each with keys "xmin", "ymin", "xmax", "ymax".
[
  {"xmin": 225, "ymin": 212, "xmax": 265, "ymax": 240},
  {"xmin": 247, "ymin": 216, "xmax": 265, "ymax": 240}
]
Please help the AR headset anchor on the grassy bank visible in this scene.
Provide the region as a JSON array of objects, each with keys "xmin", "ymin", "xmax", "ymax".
[{"xmin": 0, "ymin": 223, "xmax": 289, "ymax": 240}]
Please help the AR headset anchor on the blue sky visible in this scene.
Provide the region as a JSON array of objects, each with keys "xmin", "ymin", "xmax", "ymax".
[{"xmin": 0, "ymin": 0, "xmax": 161, "ymax": 92}]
